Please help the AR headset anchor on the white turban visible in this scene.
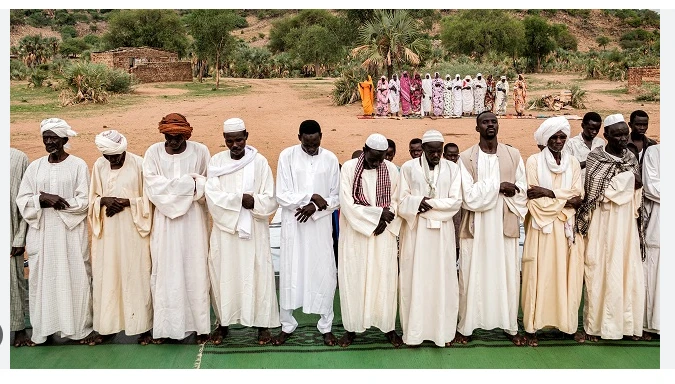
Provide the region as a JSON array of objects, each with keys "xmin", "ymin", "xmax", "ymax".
[
  {"xmin": 464, "ymin": 75, "xmax": 471, "ymax": 80},
  {"xmin": 477, "ymin": 73, "xmax": 482, "ymax": 78},
  {"xmin": 365, "ymin": 133, "xmax": 388, "ymax": 151},
  {"xmin": 422, "ymin": 129, "xmax": 444, "ymax": 144},
  {"xmin": 455, "ymin": 74, "xmax": 460, "ymax": 79},
  {"xmin": 224, "ymin": 117, "xmax": 246, "ymax": 133},
  {"xmin": 95, "ymin": 130, "xmax": 128, "ymax": 155},
  {"xmin": 603, "ymin": 113, "xmax": 625, "ymax": 128},
  {"xmin": 534, "ymin": 116, "xmax": 571, "ymax": 146},
  {"xmin": 40, "ymin": 118, "xmax": 77, "ymax": 149},
  {"xmin": 500, "ymin": 76, "xmax": 507, "ymax": 80}
]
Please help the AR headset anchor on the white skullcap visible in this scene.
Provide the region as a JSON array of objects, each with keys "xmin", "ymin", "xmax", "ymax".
[
  {"xmin": 603, "ymin": 113, "xmax": 625, "ymax": 128},
  {"xmin": 422, "ymin": 129, "xmax": 444, "ymax": 144},
  {"xmin": 446, "ymin": 74, "xmax": 451, "ymax": 79},
  {"xmin": 534, "ymin": 116, "xmax": 571, "ymax": 146},
  {"xmin": 455, "ymin": 74, "xmax": 460, "ymax": 79},
  {"xmin": 95, "ymin": 130, "xmax": 128, "ymax": 155},
  {"xmin": 365, "ymin": 133, "xmax": 388, "ymax": 151},
  {"xmin": 40, "ymin": 118, "xmax": 77, "ymax": 149},
  {"xmin": 465, "ymin": 75, "xmax": 471, "ymax": 80},
  {"xmin": 500, "ymin": 76, "xmax": 507, "ymax": 80},
  {"xmin": 223, "ymin": 117, "xmax": 246, "ymax": 133},
  {"xmin": 477, "ymin": 73, "xmax": 482, "ymax": 77}
]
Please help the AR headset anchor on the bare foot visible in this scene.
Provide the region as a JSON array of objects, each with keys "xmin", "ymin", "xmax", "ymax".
[
  {"xmin": 323, "ymin": 332, "xmax": 337, "ymax": 346},
  {"xmin": 574, "ymin": 331, "xmax": 599, "ymax": 342},
  {"xmin": 641, "ymin": 331, "xmax": 659, "ymax": 341},
  {"xmin": 210, "ymin": 326, "xmax": 228, "ymax": 345},
  {"xmin": 271, "ymin": 331, "xmax": 292, "ymax": 346},
  {"xmin": 196, "ymin": 333, "xmax": 209, "ymax": 344},
  {"xmin": 257, "ymin": 328, "xmax": 272, "ymax": 345},
  {"xmin": 452, "ymin": 332, "xmax": 471, "ymax": 344},
  {"xmin": 152, "ymin": 337, "xmax": 167, "ymax": 345},
  {"xmin": 525, "ymin": 332, "xmax": 539, "ymax": 347},
  {"xmin": 137, "ymin": 331, "xmax": 153, "ymax": 346},
  {"xmin": 385, "ymin": 330, "xmax": 403, "ymax": 348},
  {"xmin": 80, "ymin": 331, "xmax": 105, "ymax": 346},
  {"xmin": 444, "ymin": 340, "xmax": 454, "ymax": 347},
  {"xmin": 13, "ymin": 329, "xmax": 35, "ymax": 347},
  {"xmin": 504, "ymin": 331, "xmax": 526, "ymax": 346},
  {"xmin": 338, "ymin": 331, "xmax": 356, "ymax": 348}
]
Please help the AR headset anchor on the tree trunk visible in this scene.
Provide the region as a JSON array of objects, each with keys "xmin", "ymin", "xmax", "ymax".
[
  {"xmin": 198, "ymin": 59, "xmax": 204, "ymax": 83},
  {"xmin": 387, "ymin": 65, "xmax": 393, "ymax": 80},
  {"xmin": 215, "ymin": 51, "xmax": 220, "ymax": 90}
]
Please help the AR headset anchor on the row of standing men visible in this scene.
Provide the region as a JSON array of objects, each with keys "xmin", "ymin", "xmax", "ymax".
[{"xmin": 9, "ymin": 110, "xmax": 658, "ymax": 350}]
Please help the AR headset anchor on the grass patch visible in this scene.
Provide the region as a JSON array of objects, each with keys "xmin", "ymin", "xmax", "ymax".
[
  {"xmin": 599, "ymin": 87, "xmax": 629, "ymax": 95},
  {"xmin": 154, "ymin": 80, "xmax": 251, "ymax": 99},
  {"xmin": 634, "ymin": 84, "xmax": 660, "ymax": 102}
]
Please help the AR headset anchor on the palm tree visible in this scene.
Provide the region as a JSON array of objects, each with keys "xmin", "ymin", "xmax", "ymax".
[{"xmin": 351, "ymin": 10, "xmax": 428, "ymax": 80}]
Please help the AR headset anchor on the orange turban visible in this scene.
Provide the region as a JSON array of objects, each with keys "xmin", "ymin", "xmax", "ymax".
[{"xmin": 158, "ymin": 113, "xmax": 193, "ymax": 140}]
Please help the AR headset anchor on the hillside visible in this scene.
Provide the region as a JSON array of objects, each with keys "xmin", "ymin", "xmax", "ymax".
[{"xmin": 9, "ymin": 9, "xmax": 659, "ymax": 54}]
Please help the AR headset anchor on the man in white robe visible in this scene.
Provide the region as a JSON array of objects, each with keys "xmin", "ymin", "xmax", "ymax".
[
  {"xmin": 206, "ymin": 118, "xmax": 280, "ymax": 345},
  {"xmin": 495, "ymin": 76, "xmax": 509, "ymax": 116},
  {"xmin": 574, "ymin": 113, "xmax": 644, "ymax": 341},
  {"xmin": 10, "ymin": 147, "xmax": 31, "ymax": 347},
  {"xmin": 273, "ymin": 119, "xmax": 340, "ymax": 346},
  {"xmin": 521, "ymin": 117, "xmax": 584, "ymax": 347},
  {"xmin": 461, "ymin": 75, "xmax": 474, "ymax": 116},
  {"xmin": 16, "ymin": 118, "xmax": 96, "ymax": 345},
  {"xmin": 473, "ymin": 73, "xmax": 487, "ymax": 115},
  {"xmin": 455, "ymin": 112, "xmax": 529, "ymax": 346},
  {"xmin": 451, "ymin": 74, "xmax": 463, "ymax": 117},
  {"xmin": 143, "ymin": 113, "xmax": 211, "ymax": 344},
  {"xmin": 337, "ymin": 134, "xmax": 402, "ymax": 348},
  {"xmin": 641, "ymin": 144, "xmax": 659, "ymax": 339},
  {"xmin": 421, "ymin": 73, "xmax": 433, "ymax": 117},
  {"xmin": 88, "ymin": 130, "xmax": 153, "ymax": 345},
  {"xmin": 562, "ymin": 111, "xmax": 605, "ymax": 186},
  {"xmin": 388, "ymin": 74, "xmax": 400, "ymax": 117},
  {"xmin": 398, "ymin": 130, "xmax": 463, "ymax": 347}
]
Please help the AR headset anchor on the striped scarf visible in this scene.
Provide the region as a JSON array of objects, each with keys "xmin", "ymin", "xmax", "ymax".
[
  {"xmin": 352, "ymin": 153, "xmax": 391, "ymax": 208},
  {"xmin": 575, "ymin": 147, "xmax": 645, "ymax": 259}
]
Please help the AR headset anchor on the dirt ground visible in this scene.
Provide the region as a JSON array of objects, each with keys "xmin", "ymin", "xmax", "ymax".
[{"xmin": 10, "ymin": 73, "xmax": 660, "ymax": 176}]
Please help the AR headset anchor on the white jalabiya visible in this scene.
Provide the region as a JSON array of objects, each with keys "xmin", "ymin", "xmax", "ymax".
[
  {"xmin": 562, "ymin": 133, "xmax": 605, "ymax": 185},
  {"xmin": 451, "ymin": 78, "xmax": 463, "ymax": 117},
  {"xmin": 521, "ymin": 152, "xmax": 584, "ymax": 334},
  {"xmin": 398, "ymin": 157, "xmax": 463, "ymax": 346},
  {"xmin": 89, "ymin": 153, "xmax": 153, "ymax": 336},
  {"xmin": 276, "ymin": 145, "xmax": 340, "ymax": 333},
  {"xmin": 462, "ymin": 79, "xmax": 474, "ymax": 114},
  {"xmin": 443, "ymin": 77, "xmax": 453, "ymax": 117},
  {"xmin": 642, "ymin": 144, "xmax": 659, "ymax": 334},
  {"xmin": 457, "ymin": 150, "xmax": 528, "ymax": 336},
  {"xmin": 143, "ymin": 141, "xmax": 211, "ymax": 339},
  {"xmin": 421, "ymin": 75, "xmax": 432, "ymax": 114},
  {"xmin": 495, "ymin": 80, "xmax": 509, "ymax": 115},
  {"xmin": 388, "ymin": 78, "xmax": 400, "ymax": 113},
  {"xmin": 583, "ymin": 149, "xmax": 644, "ymax": 339},
  {"xmin": 206, "ymin": 150, "xmax": 280, "ymax": 328},
  {"xmin": 473, "ymin": 77, "xmax": 487, "ymax": 114},
  {"xmin": 16, "ymin": 155, "xmax": 92, "ymax": 344},
  {"xmin": 338, "ymin": 159, "xmax": 401, "ymax": 334}
]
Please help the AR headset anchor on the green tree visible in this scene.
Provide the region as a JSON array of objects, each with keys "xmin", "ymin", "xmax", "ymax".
[
  {"xmin": 351, "ymin": 10, "xmax": 429, "ymax": 80},
  {"xmin": 185, "ymin": 9, "xmax": 239, "ymax": 88},
  {"xmin": 551, "ymin": 24, "xmax": 577, "ymax": 51},
  {"xmin": 440, "ymin": 10, "xmax": 524, "ymax": 60},
  {"xmin": 522, "ymin": 16, "xmax": 556, "ymax": 72},
  {"xmin": 287, "ymin": 24, "xmax": 342, "ymax": 77},
  {"xmin": 102, "ymin": 9, "xmax": 189, "ymax": 57},
  {"xmin": 596, "ymin": 36, "xmax": 610, "ymax": 51},
  {"xmin": 16, "ymin": 35, "xmax": 57, "ymax": 67},
  {"xmin": 59, "ymin": 38, "xmax": 91, "ymax": 58}
]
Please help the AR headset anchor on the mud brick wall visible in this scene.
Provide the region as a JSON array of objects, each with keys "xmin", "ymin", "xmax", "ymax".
[
  {"xmin": 130, "ymin": 62, "xmax": 193, "ymax": 83},
  {"xmin": 91, "ymin": 48, "xmax": 179, "ymax": 70},
  {"xmin": 90, "ymin": 52, "xmax": 114, "ymax": 67},
  {"xmin": 628, "ymin": 67, "xmax": 660, "ymax": 93}
]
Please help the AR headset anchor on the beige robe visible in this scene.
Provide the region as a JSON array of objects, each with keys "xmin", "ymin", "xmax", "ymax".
[
  {"xmin": 398, "ymin": 158, "xmax": 462, "ymax": 346},
  {"xmin": 583, "ymin": 168, "xmax": 645, "ymax": 339},
  {"xmin": 88, "ymin": 153, "xmax": 153, "ymax": 336},
  {"xmin": 206, "ymin": 151, "xmax": 280, "ymax": 328},
  {"xmin": 521, "ymin": 154, "xmax": 584, "ymax": 334},
  {"xmin": 338, "ymin": 159, "xmax": 401, "ymax": 334}
]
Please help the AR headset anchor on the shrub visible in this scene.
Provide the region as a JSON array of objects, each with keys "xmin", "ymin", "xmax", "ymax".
[
  {"xmin": 635, "ymin": 84, "xmax": 660, "ymax": 102},
  {"xmin": 28, "ymin": 68, "xmax": 49, "ymax": 87},
  {"xmin": 60, "ymin": 25, "xmax": 78, "ymax": 40},
  {"xmin": 10, "ymin": 59, "xmax": 30, "ymax": 80},
  {"xmin": 58, "ymin": 61, "xmax": 136, "ymax": 105},
  {"xmin": 570, "ymin": 85, "xmax": 587, "ymax": 109},
  {"xmin": 332, "ymin": 66, "xmax": 368, "ymax": 105}
]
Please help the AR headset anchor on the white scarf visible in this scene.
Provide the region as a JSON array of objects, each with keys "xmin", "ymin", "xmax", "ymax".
[
  {"xmin": 208, "ymin": 146, "xmax": 258, "ymax": 239},
  {"xmin": 534, "ymin": 147, "xmax": 574, "ymax": 245}
]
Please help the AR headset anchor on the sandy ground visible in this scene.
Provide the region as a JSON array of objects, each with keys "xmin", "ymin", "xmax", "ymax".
[{"xmin": 10, "ymin": 73, "xmax": 660, "ymax": 176}]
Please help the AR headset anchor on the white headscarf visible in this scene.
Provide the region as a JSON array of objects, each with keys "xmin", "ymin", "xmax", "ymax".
[
  {"xmin": 95, "ymin": 130, "xmax": 128, "ymax": 155},
  {"xmin": 40, "ymin": 118, "xmax": 77, "ymax": 149},
  {"xmin": 534, "ymin": 116, "xmax": 571, "ymax": 147}
]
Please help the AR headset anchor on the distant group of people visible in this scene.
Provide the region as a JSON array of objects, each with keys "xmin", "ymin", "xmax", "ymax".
[
  {"xmin": 358, "ymin": 72, "xmax": 528, "ymax": 118},
  {"xmin": 10, "ymin": 108, "xmax": 658, "ymax": 351}
]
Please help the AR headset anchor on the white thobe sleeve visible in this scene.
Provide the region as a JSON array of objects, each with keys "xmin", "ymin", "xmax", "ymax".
[
  {"xmin": 525, "ymin": 156, "xmax": 582, "ymax": 227},
  {"xmin": 311, "ymin": 156, "xmax": 340, "ymax": 221},
  {"xmin": 88, "ymin": 160, "xmax": 105, "ymax": 238},
  {"xmin": 57, "ymin": 161, "xmax": 90, "ymax": 230},
  {"xmin": 603, "ymin": 171, "xmax": 636, "ymax": 207},
  {"xmin": 16, "ymin": 163, "xmax": 42, "ymax": 229},
  {"xmin": 251, "ymin": 159, "xmax": 279, "ymax": 220},
  {"xmin": 143, "ymin": 150, "xmax": 197, "ymax": 219},
  {"xmin": 421, "ymin": 165, "xmax": 463, "ymax": 222},
  {"xmin": 503, "ymin": 157, "xmax": 529, "ymax": 220},
  {"xmin": 458, "ymin": 159, "xmax": 499, "ymax": 212},
  {"xmin": 642, "ymin": 147, "xmax": 660, "ymax": 203},
  {"xmin": 128, "ymin": 160, "xmax": 153, "ymax": 237},
  {"xmin": 397, "ymin": 164, "xmax": 424, "ymax": 230},
  {"xmin": 339, "ymin": 163, "xmax": 383, "ymax": 237},
  {"xmin": 276, "ymin": 152, "xmax": 312, "ymax": 210}
]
